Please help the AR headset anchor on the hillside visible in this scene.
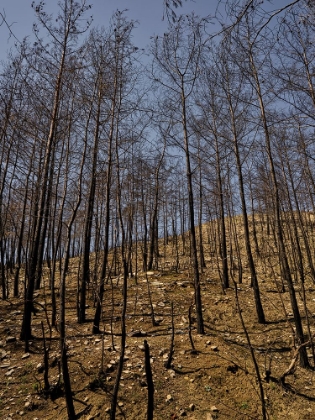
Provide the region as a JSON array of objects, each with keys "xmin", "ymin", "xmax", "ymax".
[{"xmin": 1, "ymin": 215, "xmax": 315, "ymax": 419}]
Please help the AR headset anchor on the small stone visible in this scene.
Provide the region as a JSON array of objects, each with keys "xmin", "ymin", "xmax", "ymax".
[
  {"xmin": 5, "ymin": 369, "xmax": 14, "ymax": 376},
  {"xmin": 118, "ymin": 402, "xmax": 124, "ymax": 407},
  {"xmin": 166, "ymin": 394, "xmax": 173, "ymax": 402},
  {"xmin": 6, "ymin": 337, "xmax": 16, "ymax": 343},
  {"xmin": 24, "ymin": 402, "xmax": 32, "ymax": 410},
  {"xmin": 37, "ymin": 363, "xmax": 44, "ymax": 373},
  {"xmin": 179, "ymin": 409, "xmax": 187, "ymax": 416},
  {"xmin": 210, "ymin": 346, "xmax": 218, "ymax": 352},
  {"xmin": 189, "ymin": 403, "xmax": 195, "ymax": 411},
  {"xmin": 0, "ymin": 363, "xmax": 10, "ymax": 369},
  {"xmin": 211, "ymin": 405, "xmax": 219, "ymax": 412},
  {"xmin": 22, "ymin": 353, "xmax": 30, "ymax": 359}
]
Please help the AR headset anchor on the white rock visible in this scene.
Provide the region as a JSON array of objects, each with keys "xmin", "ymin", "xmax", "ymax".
[
  {"xmin": 0, "ymin": 363, "xmax": 10, "ymax": 369},
  {"xmin": 5, "ymin": 369, "xmax": 14, "ymax": 376}
]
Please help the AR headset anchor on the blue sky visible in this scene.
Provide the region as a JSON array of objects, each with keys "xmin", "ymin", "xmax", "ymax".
[
  {"xmin": 0, "ymin": 0, "xmax": 296, "ymax": 61},
  {"xmin": 0, "ymin": 0, "xmax": 220, "ymax": 61}
]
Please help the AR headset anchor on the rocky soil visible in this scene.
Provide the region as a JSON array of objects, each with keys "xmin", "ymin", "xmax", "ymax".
[{"xmin": 1, "ymin": 253, "xmax": 315, "ymax": 419}]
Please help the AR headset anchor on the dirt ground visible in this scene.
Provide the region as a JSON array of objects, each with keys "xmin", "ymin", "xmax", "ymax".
[{"xmin": 1, "ymin": 248, "xmax": 315, "ymax": 420}]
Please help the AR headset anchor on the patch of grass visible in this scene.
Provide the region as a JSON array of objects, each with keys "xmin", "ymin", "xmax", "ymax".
[
  {"xmin": 20, "ymin": 375, "xmax": 28, "ymax": 384},
  {"xmin": 33, "ymin": 383, "xmax": 39, "ymax": 392}
]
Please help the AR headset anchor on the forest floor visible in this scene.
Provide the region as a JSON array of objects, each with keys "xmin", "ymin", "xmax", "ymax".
[{"xmin": 1, "ymin": 252, "xmax": 315, "ymax": 420}]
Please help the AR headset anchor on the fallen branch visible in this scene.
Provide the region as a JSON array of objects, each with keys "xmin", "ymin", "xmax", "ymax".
[{"xmin": 280, "ymin": 335, "xmax": 315, "ymax": 385}]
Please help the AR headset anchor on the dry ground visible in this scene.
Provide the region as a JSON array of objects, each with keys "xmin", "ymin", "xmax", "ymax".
[{"xmin": 1, "ymin": 234, "xmax": 315, "ymax": 419}]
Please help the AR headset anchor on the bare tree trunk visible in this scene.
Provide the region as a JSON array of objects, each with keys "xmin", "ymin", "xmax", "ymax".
[
  {"xmin": 148, "ymin": 142, "xmax": 166, "ymax": 270},
  {"xmin": 222, "ymin": 59, "xmax": 265, "ymax": 322},
  {"xmin": 247, "ymin": 41, "xmax": 309, "ymax": 366},
  {"xmin": 182, "ymin": 88, "xmax": 204, "ymax": 334},
  {"xmin": 21, "ymin": 26, "xmax": 66, "ymax": 343},
  {"xmin": 144, "ymin": 340, "xmax": 154, "ymax": 420},
  {"xmin": 92, "ymin": 51, "xmax": 117, "ymax": 335},
  {"xmin": 79, "ymin": 75, "xmax": 102, "ymax": 324}
]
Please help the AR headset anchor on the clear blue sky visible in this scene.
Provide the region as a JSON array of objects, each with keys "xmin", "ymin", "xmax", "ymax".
[
  {"xmin": 0, "ymin": 0, "xmax": 219, "ymax": 60},
  {"xmin": 0, "ymin": 0, "xmax": 295, "ymax": 61}
]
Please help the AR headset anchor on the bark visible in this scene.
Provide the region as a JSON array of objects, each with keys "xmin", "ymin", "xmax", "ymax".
[
  {"xmin": 181, "ymin": 79, "xmax": 204, "ymax": 334},
  {"xmin": 79, "ymin": 78, "xmax": 102, "ymax": 324},
  {"xmin": 144, "ymin": 340, "xmax": 154, "ymax": 420},
  {"xmin": 223, "ymin": 60, "xmax": 265, "ymax": 323},
  {"xmin": 247, "ymin": 40, "xmax": 309, "ymax": 366},
  {"xmin": 20, "ymin": 39, "xmax": 67, "ymax": 342}
]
